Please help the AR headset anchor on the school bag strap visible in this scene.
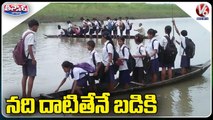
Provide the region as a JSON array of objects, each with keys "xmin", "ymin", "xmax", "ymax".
[
  {"xmin": 92, "ymin": 52, "xmax": 96, "ymax": 67},
  {"xmin": 122, "ymin": 46, "xmax": 129, "ymax": 58},
  {"xmin": 22, "ymin": 32, "xmax": 34, "ymax": 58}
]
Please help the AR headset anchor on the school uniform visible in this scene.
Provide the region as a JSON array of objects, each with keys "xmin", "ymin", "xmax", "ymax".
[
  {"xmin": 65, "ymin": 67, "xmax": 89, "ymax": 88},
  {"xmin": 88, "ymin": 21, "xmax": 94, "ymax": 35},
  {"xmin": 107, "ymin": 19, "xmax": 113, "ymax": 35},
  {"xmin": 133, "ymin": 43, "xmax": 146, "ymax": 83},
  {"xmin": 58, "ymin": 28, "xmax": 65, "ymax": 36},
  {"xmin": 135, "ymin": 26, "xmax": 145, "ymax": 36},
  {"xmin": 22, "ymin": 29, "xmax": 36, "ymax": 77},
  {"xmin": 101, "ymin": 40, "xmax": 115, "ymax": 83},
  {"xmin": 67, "ymin": 23, "xmax": 73, "ymax": 33},
  {"xmin": 146, "ymin": 37, "xmax": 159, "ymax": 74},
  {"xmin": 113, "ymin": 20, "xmax": 118, "ymax": 35},
  {"xmin": 179, "ymin": 35, "xmax": 190, "ymax": 68},
  {"xmin": 118, "ymin": 20, "xmax": 124, "ymax": 36},
  {"xmin": 117, "ymin": 44, "xmax": 131, "ymax": 84},
  {"xmin": 159, "ymin": 35, "xmax": 175, "ymax": 68},
  {"xmin": 94, "ymin": 21, "xmax": 100, "ymax": 33},
  {"xmin": 124, "ymin": 20, "xmax": 130, "ymax": 35}
]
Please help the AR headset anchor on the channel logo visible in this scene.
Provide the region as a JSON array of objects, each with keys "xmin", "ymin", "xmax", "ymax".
[
  {"xmin": 3, "ymin": 3, "xmax": 29, "ymax": 16},
  {"xmin": 196, "ymin": 3, "xmax": 209, "ymax": 20}
]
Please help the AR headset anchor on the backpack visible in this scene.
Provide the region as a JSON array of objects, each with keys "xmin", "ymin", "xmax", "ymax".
[
  {"xmin": 112, "ymin": 22, "xmax": 117, "ymax": 31},
  {"xmin": 107, "ymin": 21, "xmax": 113, "ymax": 31},
  {"xmin": 181, "ymin": 37, "xmax": 195, "ymax": 59},
  {"xmin": 122, "ymin": 46, "xmax": 136, "ymax": 72},
  {"xmin": 164, "ymin": 36, "xmax": 177, "ymax": 64},
  {"xmin": 106, "ymin": 42, "xmax": 119, "ymax": 74},
  {"xmin": 13, "ymin": 32, "xmax": 33, "ymax": 66},
  {"xmin": 121, "ymin": 22, "xmax": 125, "ymax": 31},
  {"xmin": 98, "ymin": 21, "xmax": 102, "ymax": 28},
  {"xmin": 75, "ymin": 62, "xmax": 95, "ymax": 73}
]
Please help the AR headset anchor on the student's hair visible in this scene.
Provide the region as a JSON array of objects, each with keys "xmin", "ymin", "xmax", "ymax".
[
  {"xmin": 106, "ymin": 17, "xmax": 110, "ymax": 20},
  {"xmin": 67, "ymin": 20, "xmax": 71, "ymax": 24},
  {"xmin": 165, "ymin": 25, "xmax": 172, "ymax": 37},
  {"xmin": 125, "ymin": 17, "xmax": 129, "ymax": 19},
  {"xmin": 119, "ymin": 17, "xmax": 122, "ymax": 20},
  {"xmin": 102, "ymin": 31, "xmax": 115, "ymax": 50},
  {"xmin": 181, "ymin": 30, "xmax": 188, "ymax": 36},
  {"xmin": 87, "ymin": 40, "xmax": 95, "ymax": 48},
  {"xmin": 147, "ymin": 28, "xmax": 158, "ymax": 37},
  {"xmin": 80, "ymin": 17, "xmax": 84, "ymax": 20},
  {"xmin": 86, "ymin": 19, "xmax": 90, "ymax": 21},
  {"xmin": 62, "ymin": 61, "xmax": 74, "ymax": 69},
  {"xmin": 57, "ymin": 25, "xmax": 61, "ymax": 29},
  {"xmin": 139, "ymin": 23, "xmax": 142, "ymax": 26},
  {"xmin": 28, "ymin": 19, "xmax": 39, "ymax": 28},
  {"xmin": 135, "ymin": 34, "xmax": 144, "ymax": 43},
  {"xmin": 114, "ymin": 18, "xmax": 117, "ymax": 21},
  {"xmin": 117, "ymin": 36, "xmax": 125, "ymax": 42},
  {"xmin": 93, "ymin": 18, "xmax": 97, "ymax": 20}
]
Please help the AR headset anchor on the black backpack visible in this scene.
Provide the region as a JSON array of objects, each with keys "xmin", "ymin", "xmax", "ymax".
[
  {"xmin": 164, "ymin": 36, "xmax": 177, "ymax": 64},
  {"xmin": 181, "ymin": 37, "xmax": 195, "ymax": 59},
  {"xmin": 106, "ymin": 42, "xmax": 119, "ymax": 74},
  {"xmin": 122, "ymin": 46, "xmax": 136, "ymax": 72}
]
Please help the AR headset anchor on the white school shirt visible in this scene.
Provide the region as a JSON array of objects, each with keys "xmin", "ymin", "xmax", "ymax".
[
  {"xmin": 88, "ymin": 49, "xmax": 102, "ymax": 69},
  {"xmin": 58, "ymin": 28, "xmax": 65, "ymax": 36},
  {"xmin": 117, "ymin": 44, "xmax": 129, "ymax": 71},
  {"xmin": 67, "ymin": 23, "xmax": 72, "ymax": 32},
  {"xmin": 94, "ymin": 21, "xmax": 100, "ymax": 30},
  {"xmin": 82, "ymin": 20, "xmax": 87, "ymax": 29},
  {"xmin": 124, "ymin": 20, "xmax": 130, "ymax": 30},
  {"xmin": 102, "ymin": 41, "xmax": 114, "ymax": 66},
  {"xmin": 65, "ymin": 67, "xmax": 87, "ymax": 80},
  {"xmin": 134, "ymin": 43, "xmax": 146, "ymax": 67},
  {"xmin": 179, "ymin": 35, "xmax": 187, "ymax": 56},
  {"xmin": 87, "ymin": 21, "xmax": 93, "ymax": 30},
  {"xmin": 146, "ymin": 37, "xmax": 159, "ymax": 60},
  {"xmin": 23, "ymin": 29, "xmax": 36, "ymax": 59}
]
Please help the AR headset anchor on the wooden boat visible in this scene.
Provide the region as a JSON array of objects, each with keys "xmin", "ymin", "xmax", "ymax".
[
  {"xmin": 43, "ymin": 34, "xmax": 136, "ymax": 39},
  {"xmin": 38, "ymin": 60, "xmax": 211, "ymax": 99}
]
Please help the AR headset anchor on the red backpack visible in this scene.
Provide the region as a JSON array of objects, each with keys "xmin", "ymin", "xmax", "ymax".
[{"xmin": 13, "ymin": 32, "xmax": 33, "ymax": 66}]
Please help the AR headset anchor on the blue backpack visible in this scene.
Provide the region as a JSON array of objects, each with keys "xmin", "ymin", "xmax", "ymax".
[{"xmin": 75, "ymin": 62, "xmax": 95, "ymax": 73}]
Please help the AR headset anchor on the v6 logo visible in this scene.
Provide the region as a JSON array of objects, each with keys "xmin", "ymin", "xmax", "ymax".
[{"xmin": 196, "ymin": 4, "xmax": 210, "ymax": 17}]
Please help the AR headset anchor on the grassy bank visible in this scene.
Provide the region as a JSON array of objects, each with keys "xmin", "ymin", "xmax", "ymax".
[{"xmin": 30, "ymin": 3, "xmax": 189, "ymax": 22}]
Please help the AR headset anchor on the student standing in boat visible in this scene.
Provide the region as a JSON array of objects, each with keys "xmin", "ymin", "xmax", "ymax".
[
  {"xmin": 118, "ymin": 17, "xmax": 125, "ymax": 36},
  {"xmin": 67, "ymin": 20, "xmax": 73, "ymax": 36},
  {"xmin": 159, "ymin": 25, "xmax": 175, "ymax": 80},
  {"xmin": 101, "ymin": 31, "xmax": 115, "ymax": 92},
  {"xmin": 87, "ymin": 40, "xmax": 102, "ymax": 91},
  {"xmin": 134, "ymin": 23, "xmax": 146, "ymax": 37},
  {"xmin": 57, "ymin": 25, "xmax": 66, "ymax": 37},
  {"xmin": 21, "ymin": 19, "xmax": 39, "ymax": 97},
  {"xmin": 146, "ymin": 29, "xmax": 159, "ymax": 83},
  {"xmin": 106, "ymin": 17, "xmax": 113, "ymax": 36},
  {"xmin": 117, "ymin": 36, "xmax": 131, "ymax": 88},
  {"xmin": 55, "ymin": 61, "xmax": 89, "ymax": 95},
  {"xmin": 93, "ymin": 18, "xmax": 101, "ymax": 39},
  {"xmin": 172, "ymin": 20, "xmax": 191, "ymax": 75},
  {"xmin": 132, "ymin": 34, "xmax": 146, "ymax": 84},
  {"xmin": 80, "ymin": 17, "xmax": 89, "ymax": 38},
  {"xmin": 112, "ymin": 18, "xmax": 118, "ymax": 39},
  {"xmin": 124, "ymin": 17, "xmax": 131, "ymax": 38}
]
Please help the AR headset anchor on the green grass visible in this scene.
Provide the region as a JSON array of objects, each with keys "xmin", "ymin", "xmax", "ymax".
[{"xmin": 29, "ymin": 3, "xmax": 189, "ymax": 22}]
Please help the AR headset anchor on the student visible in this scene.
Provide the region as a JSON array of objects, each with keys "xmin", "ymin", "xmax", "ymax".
[
  {"xmin": 146, "ymin": 29, "xmax": 159, "ymax": 83},
  {"xmin": 118, "ymin": 17, "xmax": 125, "ymax": 36},
  {"xmin": 172, "ymin": 20, "xmax": 191, "ymax": 75},
  {"xmin": 67, "ymin": 20, "xmax": 73, "ymax": 36},
  {"xmin": 112, "ymin": 18, "xmax": 118, "ymax": 39},
  {"xmin": 87, "ymin": 40, "xmax": 102, "ymax": 90},
  {"xmin": 57, "ymin": 25, "xmax": 66, "ymax": 37},
  {"xmin": 86, "ymin": 19, "xmax": 94, "ymax": 38},
  {"xmin": 93, "ymin": 18, "xmax": 101, "ymax": 39},
  {"xmin": 134, "ymin": 23, "xmax": 145, "ymax": 37},
  {"xmin": 55, "ymin": 61, "xmax": 89, "ymax": 95},
  {"xmin": 132, "ymin": 34, "xmax": 146, "ymax": 84},
  {"xmin": 106, "ymin": 17, "xmax": 113, "ymax": 36},
  {"xmin": 72, "ymin": 25, "xmax": 81, "ymax": 35},
  {"xmin": 101, "ymin": 31, "xmax": 115, "ymax": 92},
  {"xmin": 80, "ymin": 17, "xmax": 89, "ymax": 38},
  {"xmin": 159, "ymin": 25, "xmax": 175, "ymax": 80},
  {"xmin": 21, "ymin": 19, "xmax": 39, "ymax": 97},
  {"xmin": 117, "ymin": 36, "xmax": 131, "ymax": 88},
  {"xmin": 124, "ymin": 17, "xmax": 131, "ymax": 38}
]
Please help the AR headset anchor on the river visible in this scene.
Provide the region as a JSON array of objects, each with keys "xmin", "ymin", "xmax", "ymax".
[{"xmin": 2, "ymin": 17, "xmax": 211, "ymax": 117}]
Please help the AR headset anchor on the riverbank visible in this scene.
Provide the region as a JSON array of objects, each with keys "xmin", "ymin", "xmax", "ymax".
[{"xmin": 29, "ymin": 3, "xmax": 189, "ymax": 23}]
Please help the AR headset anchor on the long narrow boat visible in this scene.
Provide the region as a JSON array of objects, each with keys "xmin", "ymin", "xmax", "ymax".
[
  {"xmin": 38, "ymin": 60, "xmax": 211, "ymax": 99},
  {"xmin": 43, "ymin": 34, "xmax": 136, "ymax": 39}
]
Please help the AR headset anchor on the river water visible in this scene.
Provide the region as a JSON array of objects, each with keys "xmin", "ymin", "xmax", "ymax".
[{"xmin": 2, "ymin": 17, "xmax": 211, "ymax": 117}]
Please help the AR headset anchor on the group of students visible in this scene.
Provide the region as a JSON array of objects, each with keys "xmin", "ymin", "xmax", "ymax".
[
  {"xmin": 57, "ymin": 17, "xmax": 135, "ymax": 39},
  {"xmin": 55, "ymin": 19, "xmax": 194, "ymax": 95}
]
